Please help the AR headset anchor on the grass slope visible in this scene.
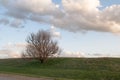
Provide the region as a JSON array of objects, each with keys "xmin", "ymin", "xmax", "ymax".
[{"xmin": 0, "ymin": 58, "xmax": 120, "ymax": 80}]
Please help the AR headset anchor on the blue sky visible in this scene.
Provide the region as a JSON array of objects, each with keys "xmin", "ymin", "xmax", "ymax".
[{"xmin": 0, "ymin": 0, "xmax": 120, "ymax": 58}]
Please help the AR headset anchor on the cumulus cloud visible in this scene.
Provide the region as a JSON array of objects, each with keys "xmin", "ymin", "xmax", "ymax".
[
  {"xmin": 52, "ymin": 0, "xmax": 120, "ymax": 33},
  {"xmin": 0, "ymin": 0, "xmax": 62, "ymax": 27},
  {"xmin": 62, "ymin": 0, "xmax": 100, "ymax": 13},
  {"xmin": 0, "ymin": 0, "xmax": 120, "ymax": 33}
]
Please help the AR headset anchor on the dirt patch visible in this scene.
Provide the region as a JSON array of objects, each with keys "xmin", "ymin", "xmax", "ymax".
[{"xmin": 0, "ymin": 74, "xmax": 52, "ymax": 80}]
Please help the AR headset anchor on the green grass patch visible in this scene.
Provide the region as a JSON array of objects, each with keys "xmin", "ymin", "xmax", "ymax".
[{"xmin": 0, "ymin": 58, "xmax": 120, "ymax": 80}]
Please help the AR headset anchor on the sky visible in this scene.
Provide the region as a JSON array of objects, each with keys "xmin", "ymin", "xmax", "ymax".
[{"xmin": 0, "ymin": 0, "xmax": 120, "ymax": 58}]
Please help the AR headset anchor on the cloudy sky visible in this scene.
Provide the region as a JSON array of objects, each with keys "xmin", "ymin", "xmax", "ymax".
[{"xmin": 0, "ymin": 0, "xmax": 120, "ymax": 58}]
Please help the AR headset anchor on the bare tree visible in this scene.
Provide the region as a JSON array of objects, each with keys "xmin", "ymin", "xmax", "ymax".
[{"xmin": 22, "ymin": 30, "xmax": 61, "ymax": 63}]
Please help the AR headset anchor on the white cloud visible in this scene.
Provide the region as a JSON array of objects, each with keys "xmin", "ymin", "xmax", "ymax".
[
  {"xmin": 59, "ymin": 51, "xmax": 84, "ymax": 57},
  {"xmin": 0, "ymin": 0, "xmax": 120, "ymax": 33},
  {"xmin": 52, "ymin": 0, "xmax": 120, "ymax": 33},
  {"xmin": 62, "ymin": 0, "xmax": 100, "ymax": 13},
  {"xmin": 50, "ymin": 26, "xmax": 61, "ymax": 38},
  {"xmin": 0, "ymin": 42, "xmax": 27, "ymax": 58},
  {"xmin": 5, "ymin": 0, "xmax": 62, "ymax": 18},
  {"xmin": 10, "ymin": 19, "xmax": 24, "ymax": 28},
  {"xmin": 0, "ymin": 49, "xmax": 21, "ymax": 58},
  {"xmin": 0, "ymin": 18, "xmax": 9, "ymax": 25}
]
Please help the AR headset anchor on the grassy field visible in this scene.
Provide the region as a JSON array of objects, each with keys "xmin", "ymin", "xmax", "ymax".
[{"xmin": 0, "ymin": 58, "xmax": 120, "ymax": 80}]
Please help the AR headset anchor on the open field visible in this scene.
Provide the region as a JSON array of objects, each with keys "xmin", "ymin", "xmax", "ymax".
[{"xmin": 0, "ymin": 58, "xmax": 120, "ymax": 80}]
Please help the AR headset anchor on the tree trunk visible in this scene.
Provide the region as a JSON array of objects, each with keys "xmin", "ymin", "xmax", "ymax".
[{"xmin": 40, "ymin": 59, "xmax": 44, "ymax": 63}]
